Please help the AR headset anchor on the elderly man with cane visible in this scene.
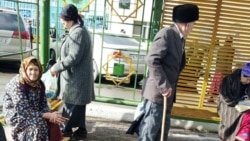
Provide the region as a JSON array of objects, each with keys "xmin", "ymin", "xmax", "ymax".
[{"xmin": 138, "ymin": 4, "xmax": 199, "ymax": 141}]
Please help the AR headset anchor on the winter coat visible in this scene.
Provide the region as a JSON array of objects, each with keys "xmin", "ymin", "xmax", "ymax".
[
  {"xmin": 53, "ymin": 24, "xmax": 95, "ymax": 105},
  {"xmin": 217, "ymin": 69, "xmax": 250, "ymax": 140}
]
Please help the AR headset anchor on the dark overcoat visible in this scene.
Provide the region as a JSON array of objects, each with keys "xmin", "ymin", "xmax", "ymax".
[{"xmin": 142, "ymin": 24, "xmax": 186, "ymax": 105}]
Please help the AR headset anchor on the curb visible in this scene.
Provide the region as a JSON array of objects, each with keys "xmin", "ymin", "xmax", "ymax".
[{"xmin": 86, "ymin": 102, "xmax": 219, "ymax": 133}]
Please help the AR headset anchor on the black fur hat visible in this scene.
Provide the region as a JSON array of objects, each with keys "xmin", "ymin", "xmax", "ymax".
[
  {"xmin": 60, "ymin": 4, "xmax": 78, "ymax": 21},
  {"xmin": 172, "ymin": 4, "xmax": 199, "ymax": 23}
]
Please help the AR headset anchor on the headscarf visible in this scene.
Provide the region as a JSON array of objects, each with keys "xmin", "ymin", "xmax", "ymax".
[
  {"xmin": 242, "ymin": 62, "xmax": 250, "ymax": 77},
  {"xmin": 19, "ymin": 56, "xmax": 43, "ymax": 87}
]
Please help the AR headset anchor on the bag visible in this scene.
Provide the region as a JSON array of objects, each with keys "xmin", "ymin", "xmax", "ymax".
[
  {"xmin": 46, "ymin": 59, "xmax": 56, "ymax": 70},
  {"xmin": 235, "ymin": 100, "xmax": 250, "ymax": 113},
  {"xmin": 235, "ymin": 105, "xmax": 250, "ymax": 113},
  {"xmin": 126, "ymin": 112, "xmax": 144, "ymax": 136},
  {"xmin": 41, "ymin": 71, "xmax": 58, "ymax": 99},
  {"xmin": 126, "ymin": 101, "xmax": 145, "ymax": 135},
  {"xmin": 134, "ymin": 102, "xmax": 144, "ymax": 120},
  {"xmin": 48, "ymin": 122, "xmax": 63, "ymax": 141}
]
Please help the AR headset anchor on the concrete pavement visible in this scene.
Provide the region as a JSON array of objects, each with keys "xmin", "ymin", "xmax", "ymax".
[
  {"xmin": 86, "ymin": 101, "xmax": 219, "ymax": 132},
  {"xmin": 85, "ymin": 101, "xmax": 220, "ymax": 140},
  {"xmin": 0, "ymin": 69, "xmax": 220, "ymax": 140},
  {"xmin": 2, "ymin": 101, "xmax": 220, "ymax": 141}
]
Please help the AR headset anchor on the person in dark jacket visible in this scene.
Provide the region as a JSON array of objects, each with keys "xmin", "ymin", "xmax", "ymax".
[
  {"xmin": 28, "ymin": 20, "xmax": 33, "ymax": 51},
  {"xmin": 0, "ymin": 123, "xmax": 6, "ymax": 141},
  {"xmin": 218, "ymin": 62, "xmax": 250, "ymax": 141},
  {"xmin": 138, "ymin": 4, "xmax": 199, "ymax": 141},
  {"xmin": 50, "ymin": 4, "xmax": 94, "ymax": 140}
]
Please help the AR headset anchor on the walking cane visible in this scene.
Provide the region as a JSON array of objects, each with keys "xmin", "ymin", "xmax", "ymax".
[{"xmin": 161, "ymin": 96, "xmax": 167, "ymax": 141}]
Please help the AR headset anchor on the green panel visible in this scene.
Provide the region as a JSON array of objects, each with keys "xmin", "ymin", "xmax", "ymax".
[{"xmin": 113, "ymin": 63, "xmax": 125, "ymax": 76}]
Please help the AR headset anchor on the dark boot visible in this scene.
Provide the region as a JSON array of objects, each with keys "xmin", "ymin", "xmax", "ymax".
[
  {"xmin": 63, "ymin": 130, "xmax": 73, "ymax": 137},
  {"xmin": 72, "ymin": 127, "xmax": 87, "ymax": 140}
]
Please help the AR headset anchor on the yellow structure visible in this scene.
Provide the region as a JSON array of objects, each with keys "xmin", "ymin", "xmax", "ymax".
[
  {"xmin": 48, "ymin": 99, "xmax": 63, "ymax": 111},
  {"xmin": 102, "ymin": 51, "xmax": 136, "ymax": 86}
]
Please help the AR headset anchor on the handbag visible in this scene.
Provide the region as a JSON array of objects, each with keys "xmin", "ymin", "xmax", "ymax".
[
  {"xmin": 48, "ymin": 122, "xmax": 63, "ymax": 141},
  {"xmin": 126, "ymin": 112, "xmax": 144, "ymax": 136}
]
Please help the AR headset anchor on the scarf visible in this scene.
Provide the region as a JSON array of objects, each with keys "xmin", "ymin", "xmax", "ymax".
[{"xmin": 19, "ymin": 56, "xmax": 43, "ymax": 88}]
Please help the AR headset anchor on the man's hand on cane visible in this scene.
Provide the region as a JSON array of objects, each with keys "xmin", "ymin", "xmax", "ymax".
[
  {"xmin": 161, "ymin": 87, "xmax": 172, "ymax": 141},
  {"xmin": 162, "ymin": 88, "xmax": 172, "ymax": 97}
]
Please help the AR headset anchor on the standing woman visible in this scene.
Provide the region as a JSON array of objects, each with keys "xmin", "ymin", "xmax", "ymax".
[
  {"xmin": 3, "ymin": 56, "xmax": 67, "ymax": 140},
  {"xmin": 50, "ymin": 4, "xmax": 95, "ymax": 140}
]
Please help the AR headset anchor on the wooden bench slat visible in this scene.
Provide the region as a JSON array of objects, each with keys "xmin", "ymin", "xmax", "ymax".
[{"xmin": 172, "ymin": 104, "xmax": 220, "ymax": 123}]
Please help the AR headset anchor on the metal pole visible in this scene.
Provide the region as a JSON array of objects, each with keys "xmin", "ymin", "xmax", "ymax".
[
  {"xmin": 148, "ymin": 0, "xmax": 164, "ymax": 42},
  {"xmin": 36, "ymin": 0, "xmax": 40, "ymax": 59},
  {"xmin": 40, "ymin": 0, "xmax": 50, "ymax": 71},
  {"xmin": 144, "ymin": 0, "xmax": 164, "ymax": 78},
  {"xmin": 15, "ymin": 1, "xmax": 24, "ymax": 60}
]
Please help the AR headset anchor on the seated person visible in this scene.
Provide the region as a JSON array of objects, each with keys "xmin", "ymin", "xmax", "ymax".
[
  {"xmin": 217, "ymin": 62, "xmax": 250, "ymax": 141},
  {"xmin": 0, "ymin": 122, "xmax": 6, "ymax": 141},
  {"xmin": 3, "ymin": 56, "xmax": 67, "ymax": 140}
]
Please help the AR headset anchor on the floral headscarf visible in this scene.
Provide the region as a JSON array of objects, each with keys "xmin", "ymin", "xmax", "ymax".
[{"xmin": 19, "ymin": 56, "xmax": 43, "ymax": 87}]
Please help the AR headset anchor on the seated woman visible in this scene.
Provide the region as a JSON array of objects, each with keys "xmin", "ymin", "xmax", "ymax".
[
  {"xmin": 217, "ymin": 62, "xmax": 250, "ymax": 141},
  {"xmin": 3, "ymin": 56, "xmax": 67, "ymax": 141}
]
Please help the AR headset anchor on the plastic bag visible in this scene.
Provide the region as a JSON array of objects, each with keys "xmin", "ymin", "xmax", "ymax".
[
  {"xmin": 134, "ymin": 101, "xmax": 144, "ymax": 120},
  {"xmin": 41, "ymin": 71, "xmax": 58, "ymax": 99}
]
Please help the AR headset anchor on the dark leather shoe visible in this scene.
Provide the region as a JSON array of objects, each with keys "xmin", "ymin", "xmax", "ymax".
[
  {"xmin": 72, "ymin": 128, "xmax": 87, "ymax": 140},
  {"xmin": 63, "ymin": 131, "xmax": 73, "ymax": 137}
]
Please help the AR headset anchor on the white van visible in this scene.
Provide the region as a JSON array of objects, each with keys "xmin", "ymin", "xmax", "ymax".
[{"xmin": 0, "ymin": 8, "xmax": 32, "ymax": 61}]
